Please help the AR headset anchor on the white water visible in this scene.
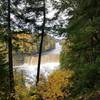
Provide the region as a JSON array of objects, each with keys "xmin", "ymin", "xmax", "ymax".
[
  {"xmin": 14, "ymin": 42, "xmax": 61, "ymax": 84},
  {"xmin": 48, "ymin": 42, "xmax": 61, "ymax": 54},
  {"xmin": 15, "ymin": 62, "xmax": 59, "ymax": 84}
]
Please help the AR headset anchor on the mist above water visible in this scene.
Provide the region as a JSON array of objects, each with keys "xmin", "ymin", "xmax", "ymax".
[{"xmin": 14, "ymin": 42, "xmax": 61, "ymax": 84}]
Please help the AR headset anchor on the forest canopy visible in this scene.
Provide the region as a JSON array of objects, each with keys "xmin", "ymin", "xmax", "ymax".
[{"xmin": 0, "ymin": 0, "xmax": 100, "ymax": 100}]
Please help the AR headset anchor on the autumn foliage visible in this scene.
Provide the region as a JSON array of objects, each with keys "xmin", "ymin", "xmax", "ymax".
[{"xmin": 37, "ymin": 69, "xmax": 74, "ymax": 100}]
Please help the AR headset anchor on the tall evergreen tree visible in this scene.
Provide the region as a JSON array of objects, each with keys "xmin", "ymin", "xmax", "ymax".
[
  {"xmin": 7, "ymin": 0, "xmax": 15, "ymax": 99},
  {"xmin": 36, "ymin": 0, "xmax": 46, "ymax": 86},
  {"xmin": 59, "ymin": 0, "xmax": 100, "ymax": 99}
]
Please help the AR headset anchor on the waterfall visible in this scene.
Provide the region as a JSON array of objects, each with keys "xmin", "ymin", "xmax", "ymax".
[{"xmin": 14, "ymin": 42, "xmax": 61, "ymax": 85}]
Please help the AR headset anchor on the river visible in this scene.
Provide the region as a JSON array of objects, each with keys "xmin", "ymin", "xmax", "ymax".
[{"xmin": 14, "ymin": 42, "xmax": 61, "ymax": 85}]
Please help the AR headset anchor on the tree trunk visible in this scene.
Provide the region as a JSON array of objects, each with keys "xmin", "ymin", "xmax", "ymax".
[
  {"xmin": 36, "ymin": 0, "xmax": 46, "ymax": 86},
  {"xmin": 8, "ymin": 0, "xmax": 15, "ymax": 99}
]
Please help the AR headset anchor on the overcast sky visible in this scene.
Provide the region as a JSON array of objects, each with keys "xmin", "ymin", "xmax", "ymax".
[{"xmin": 10, "ymin": 0, "xmax": 68, "ymax": 37}]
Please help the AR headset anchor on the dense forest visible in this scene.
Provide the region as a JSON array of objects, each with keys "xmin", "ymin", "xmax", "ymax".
[
  {"xmin": 0, "ymin": 0, "xmax": 100, "ymax": 100},
  {"xmin": 13, "ymin": 33, "xmax": 55, "ymax": 54}
]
